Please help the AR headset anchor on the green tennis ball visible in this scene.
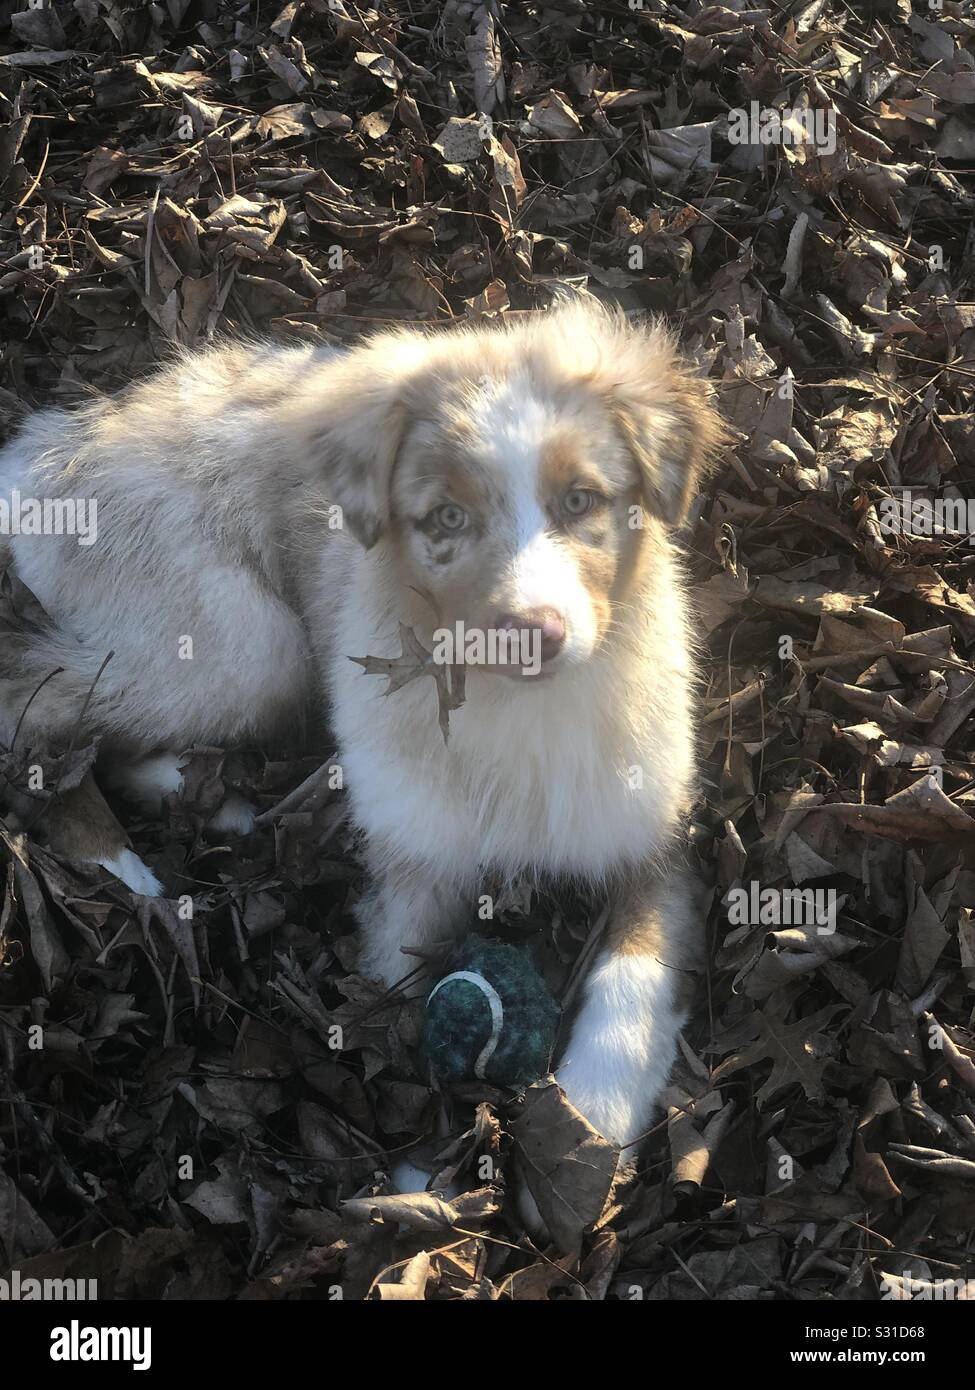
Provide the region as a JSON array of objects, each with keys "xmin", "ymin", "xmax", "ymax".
[{"xmin": 422, "ymin": 938, "xmax": 560, "ymax": 1090}]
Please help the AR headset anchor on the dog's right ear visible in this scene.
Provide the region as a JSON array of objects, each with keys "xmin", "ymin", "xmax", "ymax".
[{"xmin": 288, "ymin": 338, "xmax": 425, "ymax": 549}]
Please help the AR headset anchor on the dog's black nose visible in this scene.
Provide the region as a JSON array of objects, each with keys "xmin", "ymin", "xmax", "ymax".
[{"xmin": 497, "ymin": 608, "xmax": 566, "ymax": 663}]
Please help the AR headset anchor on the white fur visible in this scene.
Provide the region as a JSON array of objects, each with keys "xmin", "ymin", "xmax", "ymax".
[
  {"xmin": 0, "ymin": 302, "xmax": 718, "ymax": 1166},
  {"xmin": 106, "ymin": 753, "xmax": 255, "ymax": 834},
  {"xmin": 391, "ymin": 1161, "xmax": 460, "ymax": 1200},
  {"xmin": 323, "ymin": 558, "xmax": 693, "ymax": 885},
  {"xmin": 207, "ymin": 792, "xmax": 256, "ymax": 836},
  {"xmin": 557, "ymin": 952, "xmax": 683, "ymax": 1156},
  {"xmin": 470, "ymin": 385, "xmax": 598, "ymax": 664},
  {"xmin": 106, "ymin": 752, "xmax": 184, "ymax": 814},
  {"xmin": 98, "ymin": 848, "xmax": 163, "ymax": 898}
]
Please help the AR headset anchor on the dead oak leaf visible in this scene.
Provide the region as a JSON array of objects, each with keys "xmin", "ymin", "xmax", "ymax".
[
  {"xmin": 510, "ymin": 1079, "xmax": 619, "ymax": 1254},
  {"xmin": 712, "ymin": 1002, "xmax": 847, "ymax": 1107},
  {"xmin": 350, "ymin": 622, "xmax": 466, "ymax": 743}
]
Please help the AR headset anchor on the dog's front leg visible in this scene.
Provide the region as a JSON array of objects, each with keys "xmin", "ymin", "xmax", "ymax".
[
  {"xmin": 555, "ymin": 868, "xmax": 698, "ymax": 1164},
  {"xmin": 356, "ymin": 854, "xmax": 467, "ymax": 997}
]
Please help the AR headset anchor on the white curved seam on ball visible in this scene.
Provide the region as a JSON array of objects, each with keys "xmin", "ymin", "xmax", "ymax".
[{"xmin": 427, "ymin": 971, "xmax": 505, "ymax": 1079}]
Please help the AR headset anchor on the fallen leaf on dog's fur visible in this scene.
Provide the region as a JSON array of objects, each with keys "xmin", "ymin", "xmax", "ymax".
[{"xmin": 351, "ymin": 622, "xmax": 466, "ymax": 743}]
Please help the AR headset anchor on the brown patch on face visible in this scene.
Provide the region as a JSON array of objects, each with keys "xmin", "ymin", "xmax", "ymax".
[
  {"xmin": 608, "ymin": 486, "xmax": 666, "ymax": 607},
  {"xmin": 384, "ymin": 431, "xmax": 511, "ymax": 640},
  {"xmin": 559, "ymin": 522, "xmax": 616, "ymax": 635},
  {"xmin": 540, "ymin": 435, "xmax": 623, "ymax": 501},
  {"xmin": 538, "ymin": 433, "xmax": 654, "ymax": 650},
  {"xmin": 391, "ymin": 430, "xmax": 498, "ymax": 525}
]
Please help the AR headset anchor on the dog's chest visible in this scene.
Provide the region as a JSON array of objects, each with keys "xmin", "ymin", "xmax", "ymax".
[
  {"xmin": 333, "ymin": 662, "xmax": 689, "ymax": 882},
  {"xmin": 315, "ymin": 539, "xmax": 694, "ymax": 882}
]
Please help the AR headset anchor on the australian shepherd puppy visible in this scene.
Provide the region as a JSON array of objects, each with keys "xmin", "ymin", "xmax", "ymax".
[{"xmin": 0, "ymin": 298, "xmax": 722, "ymax": 1168}]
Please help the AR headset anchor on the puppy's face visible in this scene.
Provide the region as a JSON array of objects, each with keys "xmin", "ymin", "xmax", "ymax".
[
  {"xmin": 300, "ymin": 302, "xmax": 723, "ymax": 678},
  {"xmin": 388, "ymin": 383, "xmax": 643, "ymax": 674}
]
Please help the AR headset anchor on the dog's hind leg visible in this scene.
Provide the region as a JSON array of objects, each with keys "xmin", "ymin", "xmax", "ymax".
[
  {"xmin": 0, "ymin": 643, "xmax": 163, "ymax": 894},
  {"xmin": 5, "ymin": 772, "xmax": 163, "ymax": 897},
  {"xmin": 103, "ymin": 751, "xmax": 257, "ymax": 836}
]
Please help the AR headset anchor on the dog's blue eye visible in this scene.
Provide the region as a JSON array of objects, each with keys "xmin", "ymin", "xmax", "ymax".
[
  {"xmin": 563, "ymin": 488, "xmax": 596, "ymax": 517},
  {"xmin": 435, "ymin": 504, "xmax": 468, "ymax": 531}
]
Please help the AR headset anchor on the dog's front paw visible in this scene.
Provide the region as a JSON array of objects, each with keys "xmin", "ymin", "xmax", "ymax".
[
  {"xmin": 206, "ymin": 792, "xmax": 257, "ymax": 836},
  {"xmin": 555, "ymin": 1071, "xmax": 632, "ymax": 1152},
  {"xmin": 390, "ymin": 1158, "xmax": 459, "ymax": 1201},
  {"xmin": 515, "ymin": 1181, "xmax": 545, "ymax": 1239},
  {"xmin": 390, "ymin": 1159, "xmax": 431, "ymax": 1195}
]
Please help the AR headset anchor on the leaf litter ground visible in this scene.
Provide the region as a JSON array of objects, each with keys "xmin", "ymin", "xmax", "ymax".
[{"xmin": 1, "ymin": 0, "xmax": 975, "ymax": 1300}]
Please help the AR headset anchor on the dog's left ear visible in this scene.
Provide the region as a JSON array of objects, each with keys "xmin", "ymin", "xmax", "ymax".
[
  {"xmin": 288, "ymin": 335, "xmax": 427, "ymax": 548},
  {"xmin": 608, "ymin": 339, "xmax": 725, "ymax": 527}
]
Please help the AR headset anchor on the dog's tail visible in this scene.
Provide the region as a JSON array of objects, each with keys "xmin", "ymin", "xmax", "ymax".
[
  {"xmin": 0, "ymin": 610, "xmax": 163, "ymax": 897},
  {"xmin": 0, "ymin": 629, "xmax": 118, "ymax": 752},
  {"xmin": 0, "ymin": 555, "xmax": 122, "ymax": 751}
]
